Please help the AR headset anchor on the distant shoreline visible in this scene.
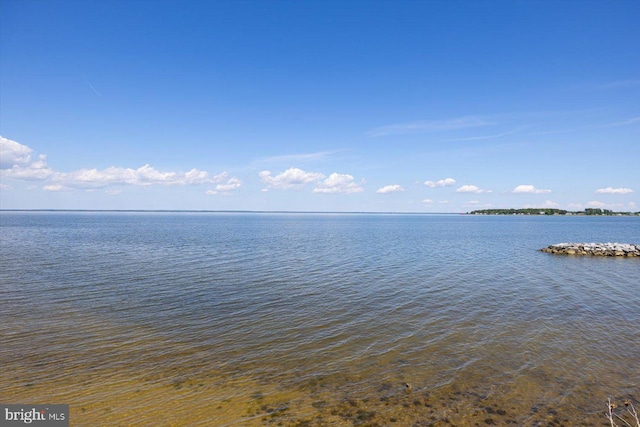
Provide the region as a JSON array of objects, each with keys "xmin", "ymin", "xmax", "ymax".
[{"xmin": 469, "ymin": 208, "xmax": 640, "ymax": 216}]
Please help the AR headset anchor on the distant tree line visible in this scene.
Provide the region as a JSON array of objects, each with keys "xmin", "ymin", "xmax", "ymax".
[
  {"xmin": 584, "ymin": 208, "xmax": 611, "ymax": 215},
  {"xmin": 468, "ymin": 208, "xmax": 640, "ymax": 216}
]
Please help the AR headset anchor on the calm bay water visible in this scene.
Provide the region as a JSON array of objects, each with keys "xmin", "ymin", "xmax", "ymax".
[{"xmin": 1, "ymin": 212, "xmax": 638, "ymax": 426}]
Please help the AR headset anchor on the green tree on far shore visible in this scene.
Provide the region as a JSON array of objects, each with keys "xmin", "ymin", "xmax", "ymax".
[{"xmin": 468, "ymin": 208, "xmax": 639, "ymax": 216}]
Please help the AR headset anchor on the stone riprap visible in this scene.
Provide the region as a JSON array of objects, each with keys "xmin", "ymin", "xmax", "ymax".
[{"xmin": 540, "ymin": 243, "xmax": 640, "ymax": 257}]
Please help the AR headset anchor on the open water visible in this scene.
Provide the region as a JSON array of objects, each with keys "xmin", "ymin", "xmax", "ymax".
[{"xmin": 1, "ymin": 212, "xmax": 639, "ymax": 426}]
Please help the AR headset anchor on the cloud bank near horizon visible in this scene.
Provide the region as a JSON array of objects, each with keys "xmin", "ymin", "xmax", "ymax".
[
  {"xmin": 259, "ymin": 167, "xmax": 364, "ymax": 194},
  {"xmin": 595, "ymin": 187, "xmax": 634, "ymax": 194},
  {"xmin": 0, "ymin": 136, "xmax": 240, "ymax": 194},
  {"xmin": 2, "ymin": 136, "xmax": 637, "ymax": 211}
]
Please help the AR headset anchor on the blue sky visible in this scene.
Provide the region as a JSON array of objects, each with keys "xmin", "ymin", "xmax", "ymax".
[{"xmin": 1, "ymin": 0, "xmax": 638, "ymax": 212}]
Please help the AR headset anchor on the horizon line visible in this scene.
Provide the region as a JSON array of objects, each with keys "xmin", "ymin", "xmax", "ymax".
[{"xmin": 0, "ymin": 209, "xmax": 466, "ymax": 215}]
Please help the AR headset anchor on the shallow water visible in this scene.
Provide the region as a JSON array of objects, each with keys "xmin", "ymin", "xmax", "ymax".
[{"xmin": 1, "ymin": 212, "xmax": 639, "ymax": 426}]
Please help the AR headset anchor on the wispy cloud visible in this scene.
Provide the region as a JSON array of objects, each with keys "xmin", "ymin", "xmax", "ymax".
[
  {"xmin": 595, "ymin": 187, "xmax": 634, "ymax": 194},
  {"xmin": 594, "ymin": 79, "xmax": 640, "ymax": 90},
  {"xmin": 604, "ymin": 116, "xmax": 640, "ymax": 128},
  {"xmin": 444, "ymin": 127, "xmax": 528, "ymax": 142},
  {"xmin": 257, "ymin": 150, "xmax": 345, "ymax": 164},
  {"xmin": 376, "ymin": 184, "xmax": 404, "ymax": 194},
  {"xmin": 523, "ymin": 115, "xmax": 640, "ymax": 137},
  {"xmin": 512, "ymin": 184, "xmax": 551, "ymax": 194},
  {"xmin": 369, "ymin": 116, "xmax": 490, "ymax": 137},
  {"xmin": 372, "ymin": 110, "xmax": 615, "ymax": 139},
  {"xmin": 82, "ymin": 76, "xmax": 102, "ymax": 97}
]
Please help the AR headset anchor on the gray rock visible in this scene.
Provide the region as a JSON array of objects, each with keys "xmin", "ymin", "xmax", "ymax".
[{"xmin": 540, "ymin": 243, "xmax": 640, "ymax": 257}]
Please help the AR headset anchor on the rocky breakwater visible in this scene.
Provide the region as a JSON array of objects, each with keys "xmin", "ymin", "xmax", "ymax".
[{"xmin": 540, "ymin": 243, "xmax": 640, "ymax": 257}]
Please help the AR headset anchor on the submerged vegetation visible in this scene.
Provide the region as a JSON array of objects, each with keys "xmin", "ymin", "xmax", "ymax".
[{"xmin": 468, "ymin": 208, "xmax": 640, "ymax": 216}]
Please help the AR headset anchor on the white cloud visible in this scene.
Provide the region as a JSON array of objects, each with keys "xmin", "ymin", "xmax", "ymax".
[
  {"xmin": 542, "ymin": 200, "xmax": 560, "ymax": 208},
  {"xmin": 456, "ymin": 185, "xmax": 491, "ymax": 194},
  {"xmin": 258, "ymin": 168, "xmax": 364, "ymax": 194},
  {"xmin": 438, "ymin": 200, "xmax": 449, "ymax": 204},
  {"xmin": 52, "ymin": 164, "xmax": 223, "ymax": 188},
  {"xmin": 0, "ymin": 183, "xmax": 10, "ymax": 189},
  {"xmin": 215, "ymin": 177, "xmax": 242, "ymax": 192},
  {"xmin": 313, "ymin": 173, "xmax": 364, "ymax": 194},
  {"xmin": 1, "ymin": 137, "xmax": 233, "ymax": 190},
  {"xmin": 524, "ymin": 200, "xmax": 560, "ymax": 208},
  {"xmin": 513, "ymin": 184, "xmax": 551, "ymax": 194},
  {"xmin": 206, "ymin": 177, "xmax": 242, "ymax": 195},
  {"xmin": 587, "ymin": 201, "xmax": 611, "ymax": 208},
  {"xmin": 421, "ymin": 199, "xmax": 433, "ymax": 204},
  {"xmin": 59, "ymin": 165, "xmax": 169, "ymax": 186},
  {"xmin": 0, "ymin": 136, "xmax": 34, "ymax": 168},
  {"xmin": 376, "ymin": 184, "xmax": 404, "ymax": 194},
  {"xmin": 1, "ymin": 154, "xmax": 54, "ymax": 181},
  {"xmin": 43, "ymin": 184, "xmax": 68, "ymax": 192},
  {"xmin": 424, "ymin": 178, "xmax": 456, "ymax": 188},
  {"xmin": 1, "ymin": 137, "xmax": 57, "ymax": 180},
  {"xmin": 595, "ymin": 187, "xmax": 634, "ymax": 194},
  {"xmin": 369, "ymin": 116, "xmax": 489, "ymax": 137},
  {"xmin": 259, "ymin": 167, "xmax": 324, "ymax": 190},
  {"xmin": 184, "ymin": 169, "xmax": 224, "ymax": 185},
  {"xmin": 628, "ymin": 202, "xmax": 637, "ymax": 209},
  {"xmin": 105, "ymin": 189, "xmax": 122, "ymax": 195}
]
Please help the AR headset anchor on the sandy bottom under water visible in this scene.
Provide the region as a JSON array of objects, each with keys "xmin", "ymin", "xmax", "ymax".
[{"xmin": 3, "ymin": 351, "xmax": 637, "ymax": 427}]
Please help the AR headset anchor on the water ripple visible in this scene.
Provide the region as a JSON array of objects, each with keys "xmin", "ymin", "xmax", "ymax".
[{"xmin": 1, "ymin": 212, "xmax": 638, "ymax": 425}]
